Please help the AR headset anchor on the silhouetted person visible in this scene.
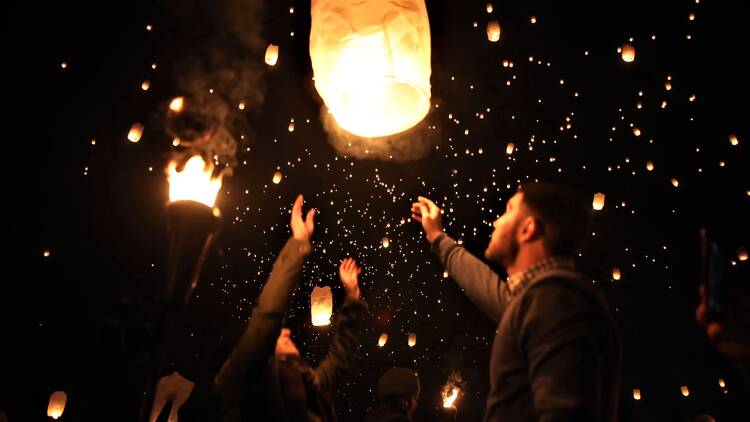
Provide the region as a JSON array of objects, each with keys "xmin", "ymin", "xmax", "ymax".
[
  {"xmin": 412, "ymin": 183, "xmax": 621, "ymax": 421},
  {"xmin": 214, "ymin": 195, "xmax": 367, "ymax": 422},
  {"xmin": 365, "ymin": 367, "xmax": 420, "ymax": 422}
]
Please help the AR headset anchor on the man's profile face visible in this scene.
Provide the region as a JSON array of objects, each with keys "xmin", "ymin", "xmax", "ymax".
[
  {"xmin": 275, "ymin": 328, "xmax": 301, "ymax": 359},
  {"xmin": 485, "ymin": 192, "xmax": 524, "ymax": 266}
]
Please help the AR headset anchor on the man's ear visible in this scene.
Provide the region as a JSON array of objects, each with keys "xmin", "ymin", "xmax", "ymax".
[{"xmin": 518, "ymin": 215, "xmax": 541, "ymax": 243}]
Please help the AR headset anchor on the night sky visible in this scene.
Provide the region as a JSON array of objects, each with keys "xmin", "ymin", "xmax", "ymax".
[{"xmin": 9, "ymin": 0, "xmax": 749, "ymax": 421}]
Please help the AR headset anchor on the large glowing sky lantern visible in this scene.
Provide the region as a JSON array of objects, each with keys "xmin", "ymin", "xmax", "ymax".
[{"xmin": 310, "ymin": 0, "xmax": 432, "ymax": 138}]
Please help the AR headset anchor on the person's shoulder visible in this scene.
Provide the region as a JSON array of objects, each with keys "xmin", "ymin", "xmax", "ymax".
[{"xmin": 522, "ymin": 272, "xmax": 597, "ymax": 310}]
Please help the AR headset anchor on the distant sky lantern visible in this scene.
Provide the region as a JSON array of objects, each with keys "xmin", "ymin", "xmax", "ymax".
[
  {"xmin": 272, "ymin": 171, "xmax": 283, "ymax": 184},
  {"xmin": 646, "ymin": 161, "xmax": 654, "ymax": 171},
  {"xmin": 738, "ymin": 248, "xmax": 748, "ymax": 262},
  {"xmin": 43, "ymin": 249, "xmax": 51, "ymax": 257},
  {"xmin": 128, "ymin": 123, "xmax": 144, "ymax": 143},
  {"xmin": 665, "ymin": 81, "xmax": 672, "ymax": 91},
  {"xmin": 47, "ymin": 391, "xmax": 67, "ymax": 419},
  {"xmin": 265, "ymin": 43, "xmax": 279, "ymax": 66},
  {"xmin": 169, "ymin": 97, "xmax": 185, "ymax": 113},
  {"xmin": 671, "ymin": 178, "xmax": 679, "ymax": 187},
  {"xmin": 311, "ymin": 286, "xmax": 333, "ymax": 326},
  {"xmin": 378, "ymin": 333, "xmax": 388, "ymax": 347},
  {"xmin": 288, "ymin": 119, "xmax": 295, "ymax": 132},
  {"xmin": 408, "ymin": 332, "xmax": 417, "ymax": 347},
  {"xmin": 633, "ymin": 127, "xmax": 641, "ymax": 137},
  {"xmin": 141, "ymin": 80, "xmax": 151, "ymax": 91},
  {"xmin": 680, "ymin": 385, "xmax": 690, "ymax": 397},
  {"xmin": 486, "ymin": 21, "xmax": 501, "ymax": 42},
  {"xmin": 506, "ymin": 142, "xmax": 515, "ymax": 155},
  {"xmin": 592, "ymin": 193, "xmax": 606, "ymax": 211},
  {"xmin": 309, "ymin": 0, "xmax": 432, "ymax": 138},
  {"xmin": 443, "ymin": 270, "xmax": 449, "ymax": 278},
  {"xmin": 718, "ymin": 378, "xmax": 726, "ymax": 388},
  {"xmin": 486, "ymin": 3, "xmax": 493, "ymax": 13},
  {"xmin": 633, "ymin": 389, "xmax": 641, "ymax": 400},
  {"xmin": 530, "ymin": 16, "xmax": 537, "ymax": 24},
  {"xmin": 238, "ymin": 101, "xmax": 246, "ymax": 110},
  {"xmin": 621, "ymin": 44, "xmax": 635, "ymax": 62},
  {"xmin": 382, "ymin": 236, "xmax": 390, "ymax": 248},
  {"xmin": 612, "ymin": 267, "xmax": 621, "ymax": 280},
  {"xmin": 167, "ymin": 155, "xmax": 222, "ymax": 207},
  {"xmin": 729, "ymin": 134, "xmax": 739, "ymax": 146}
]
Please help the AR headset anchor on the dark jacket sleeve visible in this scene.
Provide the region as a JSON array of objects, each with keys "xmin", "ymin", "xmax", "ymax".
[
  {"xmin": 313, "ymin": 297, "xmax": 368, "ymax": 392},
  {"xmin": 214, "ymin": 237, "xmax": 312, "ymax": 403},
  {"xmin": 515, "ymin": 279, "xmax": 606, "ymax": 422},
  {"xmin": 431, "ymin": 234, "xmax": 510, "ymax": 323}
]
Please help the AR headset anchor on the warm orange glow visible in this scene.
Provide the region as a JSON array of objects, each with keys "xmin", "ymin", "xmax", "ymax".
[
  {"xmin": 310, "ymin": 0, "xmax": 432, "ymax": 138},
  {"xmin": 646, "ymin": 161, "xmax": 654, "ymax": 171},
  {"xmin": 408, "ymin": 332, "xmax": 416, "ymax": 347},
  {"xmin": 272, "ymin": 171, "xmax": 283, "ymax": 184},
  {"xmin": 443, "ymin": 387, "xmax": 459, "ymax": 408},
  {"xmin": 288, "ymin": 120, "xmax": 295, "ymax": 132},
  {"xmin": 169, "ymin": 97, "xmax": 185, "ymax": 113},
  {"xmin": 265, "ymin": 43, "xmax": 279, "ymax": 66},
  {"xmin": 621, "ymin": 44, "xmax": 635, "ymax": 62},
  {"xmin": 612, "ymin": 267, "xmax": 621, "ymax": 281},
  {"xmin": 141, "ymin": 80, "xmax": 151, "ymax": 91},
  {"xmin": 665, "ymin": 82, "xmax": 672, "ymax": 91},
  {"xmin": 681, "ymin": 385, "xmax": 689, "ymax": 397},
  {"xmin": 378, "ymin": 333, "xmax": 388, "ymax": 347},
  {"xmin": 592, "ymin": 193, "xmax": 606, "ymax": 211},
  {"xmin": 128, "ymin": 123, "xmax": 144, "ymax": 143},
  {"xmin": 506, "ymin": 142, "xmax": 515, "ymax": 155},
  {"xmin": 633, "ymin": 127, "xmax": 642, "ymax": 137},
  {"xmin": 382, "ymin": 236, "xmax": 390, "ymax": 248},
  {"xmin": 47, "ymin": 391, "xmax": 67, "ymax": 419},
  {"xmin": 43, "ymin": 249, "xmax": 51, "ymax": 257},
  {"xmin": 167, "ymin": 155, "xmax": 222, "ymax": 207},
  {"xmin": 486, "ymin": 3, "xmax": 493, "ymax": 13},
  {"xmin": 729, "ymin": 134, "xmax": 739, "ymax": 146},
  {"xmin": 633, "ymin": 389, "xmax": 641, "ymax": 400},
  {"xmin": 718, "ymin": 378, "xmax": 726, "ymax": 388},
  {"xmin": 671, "ymin": 178, "xmax": 679, "ymax": 187},
  {"xmin": 311, "ymin": 286, "xmax": 333, "ymax": 326},
  {"xmin": 738, "ymin": 248, "xmax": 748, "ymax": 262},
  {"xmin": 530, "ymin": 16, "xmax": 537, "ymax": 24},
  {"xmin": 487, "ymin": 21, "xmax": 501, "ymax": 42}
]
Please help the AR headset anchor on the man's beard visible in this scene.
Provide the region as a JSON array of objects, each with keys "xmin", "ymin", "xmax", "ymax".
[{"xmin": 487, "ymin": 220, "xmax": 520, "ymax": 268}]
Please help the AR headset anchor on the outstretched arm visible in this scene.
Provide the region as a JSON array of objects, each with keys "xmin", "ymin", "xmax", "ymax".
[
  {"xmin": 412, "ymin": 197, "xmax": 509, "ymax": 322},
  {"xmin": 314, "ymin": 258, "xmax": 368, "ymax": 391},
  {"xmin": 214, "ymin": 195, "xmax": 315, "ymax": 402}
]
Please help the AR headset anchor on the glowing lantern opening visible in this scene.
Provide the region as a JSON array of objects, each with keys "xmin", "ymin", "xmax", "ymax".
[
  {"xmin": 47, "ymin": 391, "xmax": 67, "ymax": 419},
  {"xmin": 265, "ymin": 43, "xmax": 279, "ymax": 66},
  {"xmin": 738, "ymin": 248, "xmax": 748, "ymax": 261},
  {"xmin": 592, "ymin": 193, "xmax": 606, "ymax": 211},
  {"xmin": 621, "ymin": 44, "xmax": 635, "ymax": 62},
  {"xmin": 382, "ymin": 236, "xmax": 390, "ymax": 248},
  {"xmin": 633, "ymin": 389, "xmax": 641, "ymax": 400},
  {"xmin": 486, "ymin": 3, "xmax": 493, "ymax": 13},
  {"xmin": 506, "ymin": 142, "xmax": 515, "ymax": 155},
  {"xmin": 311, "ymin": 285, "xmax": 333, "ymax": 326},
  {"xmin": 378, "ymin": 333, "xmax": 388, "ymax": 347},
  {"xmin": 646, "ymin": 161, "xmax": 654, "ymax": 171},
  {"xmin": 407, "ymin": 332, "xmax": 417, "ymax": 347},
  {"xmin": 612, "ymin": 267, "xmax": 621, "ymax": 281},
  {"xmin": 309, "ymin": 0, "xmax": 432, "ymax": 138},
  {"xmin": 729, "ymin": 134, "xmax": 739, "ymax": 146},
  {"xmin": 167, "ymin": 155, "xmax": 222, "ymax": 208},
  {"xmin": 128, "ymin": 123, "xmax": 144, "ymax": 143},
  {"xmin": 486, "ymin": 21, "xmax": 501, "ymax": 42}
]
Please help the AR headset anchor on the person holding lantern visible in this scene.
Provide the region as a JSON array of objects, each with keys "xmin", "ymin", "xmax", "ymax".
[
  {"xmin": 411, "ymin": 183, "xmax": 621, "ymax": 422},
  {"xmin": 213, "ymin": 195, "xmax": 368, "ymax": 422}
]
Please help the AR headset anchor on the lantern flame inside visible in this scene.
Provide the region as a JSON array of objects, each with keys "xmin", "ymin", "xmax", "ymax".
[
  {"xmin": 443, "ymin": 387, "xmax": 459, "ymax": 408},
  {"xmin": 310, "ymin": 0, "xmax": 432, "ymax": 138},
  {"xmin": 167, "ymin": 155, "xmax": 222, "ymax": 208}
]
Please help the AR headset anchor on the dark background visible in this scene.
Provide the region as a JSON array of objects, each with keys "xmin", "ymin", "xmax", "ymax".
[{"xmin": 7, "ymin": 0, "xmax": 749, "ymax": 420}]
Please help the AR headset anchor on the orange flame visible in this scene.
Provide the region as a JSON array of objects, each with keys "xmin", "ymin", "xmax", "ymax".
[
  {"xmin": 442, "ymin": 387, "xmax": 459, "ymax": 408},
  {"xmin": 167, "ymin": 155, "xmax": 222, "ymax": 207}
]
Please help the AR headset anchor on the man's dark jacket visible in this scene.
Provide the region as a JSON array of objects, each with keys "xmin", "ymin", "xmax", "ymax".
[
  {"xmin": 214, "ymin": 238, "xmax": 367, "ymax": 422},
  {"xmin": 431, "ymin": 234, "xmax": 621, "ymax": 422}
]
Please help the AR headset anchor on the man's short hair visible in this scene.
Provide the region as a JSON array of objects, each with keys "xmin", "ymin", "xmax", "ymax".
[{"xmin": 519, "ymin": 182, "xmax": 591, "ymax": 257}]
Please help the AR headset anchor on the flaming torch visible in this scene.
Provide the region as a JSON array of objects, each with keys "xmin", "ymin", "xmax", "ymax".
[{"xmin": 440, "ymin": 371, "xmax": 463, "ymax": 420}]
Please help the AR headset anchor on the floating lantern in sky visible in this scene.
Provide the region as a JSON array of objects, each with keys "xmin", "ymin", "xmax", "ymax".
[
  {"xmin": 621, "ymin": 44, "xmax": 635, "ymax": 62},
  {"xmin": 408, "ymin": 332, "xmax": 417, "ymax": 347},
  {"xmin": 592, "ymin": 193, "xmax": 606, "ymax": 211},
  {"xmin": 680, "ymin": 385, "xmax": 690, "ymax": 397},
  {"xmin": 665, "ymin": 81, "xmax": 672, "ymax": 91},
  {"xmin": 238, "ymin": 101, "xmax": 245, "ymax": 110},
  {"xmin": 729, "ymin": 134, "xmax": 739, "ymax": 146},
  {"xmin": 141, "ymin": 80, "xmax": 151, "ymax": 91},
  {"xmin": 272, "ymin": 171, "xmax": 283, "ymax": 184},
  {"xmin": 378, "ymin": 333, "xmax": 388, "ymax": 347},
  {"xmin": 506, "ymin": 142, "xmax": 515, "ymax": 155},
  {"xmin": 718, "ymin": 378, "xmax": 726, "ymax": 388},
  {"xmin": 486, "ymin": 3, "xmax": 493, "ymax": 13},
  {"xmin": 487, "ymin": 21, "xmax": 501, "ymax": 42},
  {"xmin": 128, "ymin": 123, "xmax": 144, "ymax": 143},
  {"xmin": 633, "ymin": 127, "xmax": 642, "ymax": 137},
  {"xmin": 47, "ymin": 391, "xmax": 67, "ymax": 419},
  {"xmin": 738, "ymin": 248, "xmax": 748, "ymax": 262},
  {"xmin": 43, "ymin": 249, "xmax": 51, "ymax": 257},
  {"xmin": 382, "ymin": 236, "xmax": 390, "ymax": 248},
  {"xmin": 612, "ymin": 267, "xmax": 621, "ymax": 280},
  {"xmin": 311, "ymin": 286, "xmax": 333, "ymax": 326},
  {"xmin": 671, "ymin": 178, "xmax": 679, "ymax": 187},
  {"xmin": 167, "ymin": 155, "xmax": 222, "ymax": 208},
  {"xmin": 265, "ymin": 43, "xmax": 279, "ymax": 66},
  {"xmin": 288, "ymin": 119, "xmax": 295, "ymax": 132},
  {"xmin": 309, "ymin": 0, "xmax": 432, "ymax": 138},
  {"xmin": 633, "ymin": 389, "xmax": 641, "ymax": 400},
  {"xmin": 169, "ymin": 97, "xmax": 185, "ymax": 113},
  {"xmin": 530, "ymin": 16, "xmax": 537, "ymax": 24},
  {"xmin": 646, "ymin": 161, "xmax": 654, "ymax": 171}
]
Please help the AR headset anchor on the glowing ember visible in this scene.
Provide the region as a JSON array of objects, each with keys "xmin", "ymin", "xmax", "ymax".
[
  {"xmin": 487, "ymin": 21, "xmax": 501, "ymax": 42},
  {"xmin": 166, "ymin": 155, "xmax": 222, "ymax": 207},
  {"xmin": 408, "ymin": 332, "xmax": 416, "ymax": 347},
  {"xmin": 169, "ymin": 97, "xmax": 185, "ymax": 113},
  {"xmin": 310, "ymin": 0, "xmax": 432, "ymax": 138},
  {"xmin": 128, "ymin": 123, "xmax": 144, "ymax": 143},
  {"xmin": 621, "ymin": 44, "xmax": 635, "ymax": 62},
  {"xmin": 592, "ymin": 193, "xmax": 606, "ymax": 211},
  {"xmin": 265, "ymin": 43, "xmax": 279, "ymax": 66},
  {"xmin": 378, "ymin": 333, "xmax": 388, "ymax": 347},
  {"xmin": 443, "ymin": 387, "xmax": 459, "ymax": 408}
]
